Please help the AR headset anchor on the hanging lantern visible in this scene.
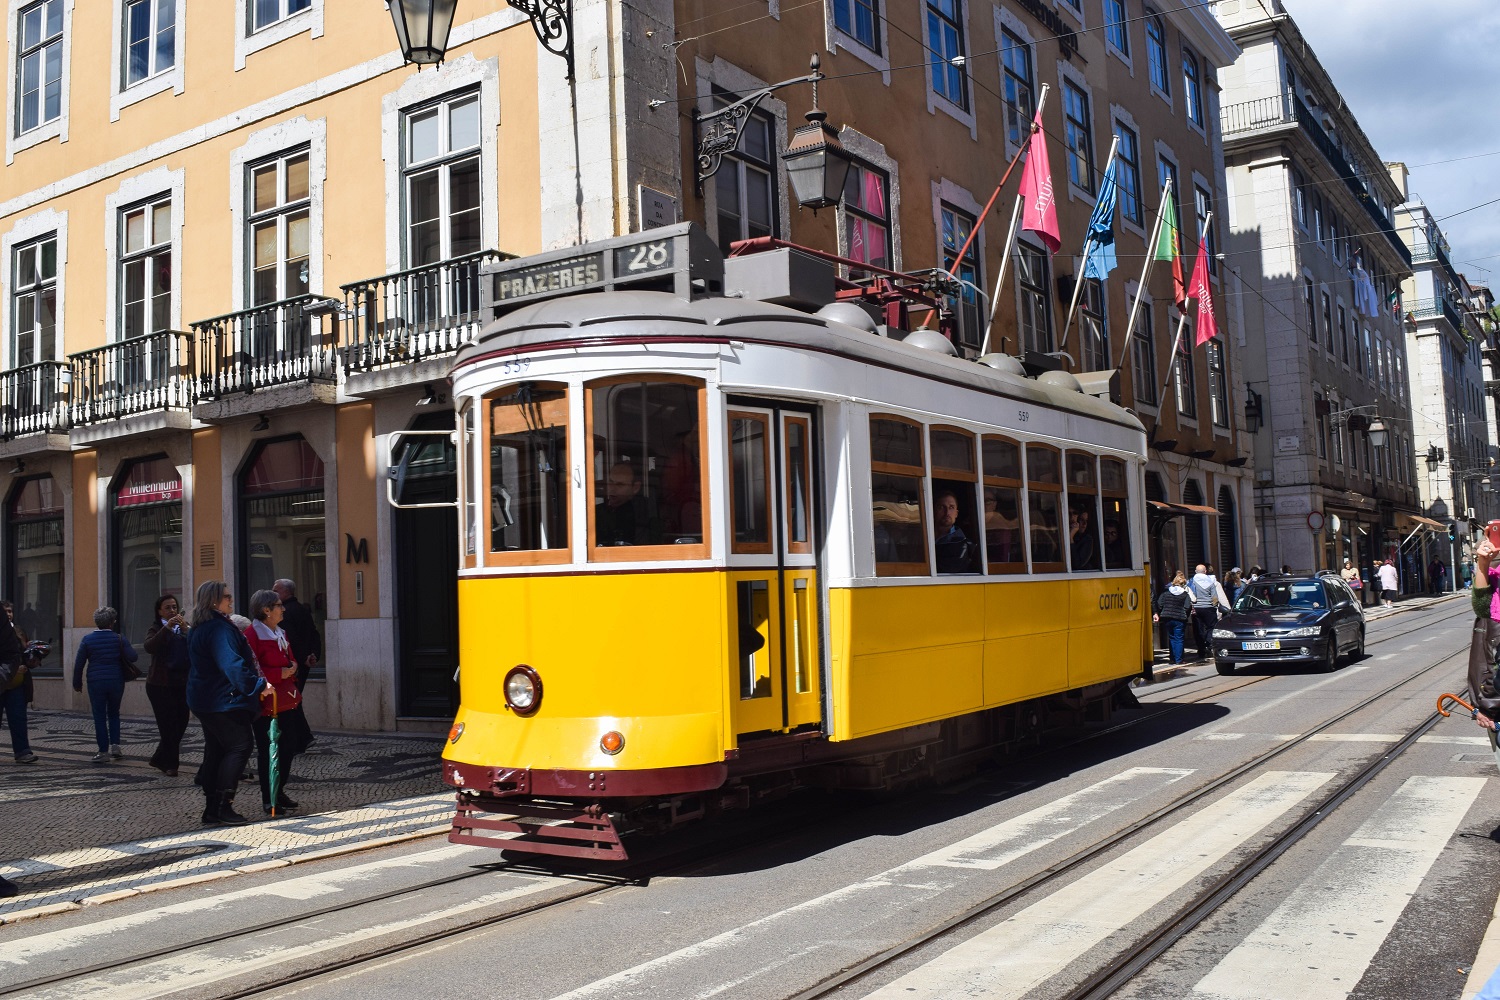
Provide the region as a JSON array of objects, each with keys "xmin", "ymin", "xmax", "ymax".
[
  {"xmin": 387, "ymin": 0, "xmax": 459, "ymax": 66},
  {"xmin": 782, "ymin": 108, "xmax": 854, "ymax": 212},
  {"xmin": 1366, "ymin": 417, "xmax": 1388, "ymax": 449}
]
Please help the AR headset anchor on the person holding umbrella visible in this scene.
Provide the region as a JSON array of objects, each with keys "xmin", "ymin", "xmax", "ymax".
[{"xmin": 243, "ymin": 589, "xmax": 311, "ymax": 814}]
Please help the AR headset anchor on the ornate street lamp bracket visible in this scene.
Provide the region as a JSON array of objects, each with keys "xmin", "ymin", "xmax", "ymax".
[
  {"xmin": 688, "ymin": 56, "xmax": 823, "ymax": 189},
  {"xmin": 509, "ymin": 0, "xmax": 574, "ymax": 79}
]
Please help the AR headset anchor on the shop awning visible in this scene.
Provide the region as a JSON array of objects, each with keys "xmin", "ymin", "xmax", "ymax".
[
  {"xmin": 1149, "ymin": 500, "xmax": 1220, "ymax": 516},
  {"xmin": 1402, "ymin": 514, "xmax": 1446, "ymax": 530}
]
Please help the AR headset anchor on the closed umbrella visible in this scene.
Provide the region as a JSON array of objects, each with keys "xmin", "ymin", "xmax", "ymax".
[{"xmin": 266, "ymin": 689, "xmax": 284, "ymax": 817}]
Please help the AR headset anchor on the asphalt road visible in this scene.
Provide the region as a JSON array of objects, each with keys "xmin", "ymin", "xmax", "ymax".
[{"xmin": 2, "ymin": 596, "xmax": 1494, "ymax": 1000}]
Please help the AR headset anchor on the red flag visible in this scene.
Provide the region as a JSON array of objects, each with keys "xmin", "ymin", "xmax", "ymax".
[
  {"xmin": 1017, "ymin": 109, "xmax": 1060, "ymax": 253},
  {"xmin": 1188, "ymin": 243, "xmax": 1216, "ymax": 346}
]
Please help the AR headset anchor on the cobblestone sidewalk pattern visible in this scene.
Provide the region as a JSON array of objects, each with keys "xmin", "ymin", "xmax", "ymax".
[{"xmin": 1, "ymin": 710, "xmax": 451, "ymax": 920}]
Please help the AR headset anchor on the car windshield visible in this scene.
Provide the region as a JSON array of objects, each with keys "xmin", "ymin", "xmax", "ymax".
[{"xmin": 1234, "ymin": 580, "xmax": 1327, "ymax": 611}]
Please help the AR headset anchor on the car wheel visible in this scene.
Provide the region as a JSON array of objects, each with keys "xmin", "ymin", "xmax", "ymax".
[
  {"xmin": 1352, "ymin": 627, "xmax": 1365, "ymax": 661},
  {"xmin": 1319, "ymin": 635, "xmax": 1339, "ymax": 672},
  {"xmin": 1216, "ymin": 659, "xmax": 1236, "ymax": 675}
]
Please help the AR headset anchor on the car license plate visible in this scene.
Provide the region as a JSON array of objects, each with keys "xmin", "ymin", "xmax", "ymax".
[{"xmin": 1242, "ymin": 640, "xmax": 1280, "ymax": 650}]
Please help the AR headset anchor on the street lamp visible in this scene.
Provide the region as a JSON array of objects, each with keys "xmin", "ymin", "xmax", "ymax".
[
  {"xmin": 1366, "ymin": 417, "xmax": 1388, "ymax": 449},
  {"xmin": 386, "ymin": 0, "xmax": 459, "ymax": 66},
  {"xmin": 1243, "ymin": 387, "xmax": 1263, "ymax": 434},
  {"xmin": 1427, "ymin": 444, "xmax": 1445, "ymax": 472}
]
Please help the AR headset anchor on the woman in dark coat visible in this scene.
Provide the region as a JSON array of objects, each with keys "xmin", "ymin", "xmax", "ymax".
[
  {"xmin": 187, "ymin": 581, "xmax": 268, "ymax": 826},
  {"xmin": 144, "ymin": 594, "xmax": 192, "ymax": 776}
]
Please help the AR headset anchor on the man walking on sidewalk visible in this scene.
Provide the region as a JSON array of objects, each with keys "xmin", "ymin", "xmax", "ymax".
[
  {"xmin": 1189, "ymin": 564, "xmax": 1231, "ymax": 661},
  {"xmin": 1376, "ymin": 559, "xmax": 1399, "ymax": 607}
]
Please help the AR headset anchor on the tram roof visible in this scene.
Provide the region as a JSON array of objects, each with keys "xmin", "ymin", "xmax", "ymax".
[{"xmin": 459, "ymin": 289, "xmax": 1145, "ymax": 434}]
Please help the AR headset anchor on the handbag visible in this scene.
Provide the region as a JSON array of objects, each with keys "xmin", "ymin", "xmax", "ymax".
[{"xmin": 118, "ymin": 635, "xmax": 143, "ymax": 682}]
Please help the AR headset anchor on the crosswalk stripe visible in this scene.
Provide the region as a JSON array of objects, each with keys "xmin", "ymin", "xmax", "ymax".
[
  {"xmin": 861, "ymin": 770, "xmax": 1334, "ymax": 1000},
  {"xmin": 1190, "ymin": 775, "xmax": 1486, "ymax": 1000}
]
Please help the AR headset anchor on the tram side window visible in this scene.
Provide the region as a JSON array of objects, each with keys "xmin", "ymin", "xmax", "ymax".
[
  {"xmin": 981, "ymin": 435, "xmax": 1027, "ymax": 573},
  {"xmin": 729, "ymin": 411, "xmax": 772, "ymax": 553},
  {"xmin": 1100, "ymin": 457, "xmax": 1133, "ymax": 570},
  {"xmin": 589, "ymin": 378, "xmax": 705, "ymax": 553},
  {"xmin": 870, "ymin": 415, "xmax": 928, "ymax": 576},
  {"xmin": 1027, "ymin": 443, "xmax": 1065, "ymax": 572},
  {"xmin": 1065, "ymin": 451, "xmax": 1101, "ymax": 572},
  {"xmin": 488, "ymin": 382, "xmax": 568, "ymax": 553},
  {"xmin": 930, "ymin": 426, "xmax": 979, "ymax": 574}
]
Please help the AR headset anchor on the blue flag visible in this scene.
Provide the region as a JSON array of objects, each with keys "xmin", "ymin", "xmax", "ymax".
[{"xmin": 1081, "ymin": 160, "xmax": 1119, "ymax": 281}]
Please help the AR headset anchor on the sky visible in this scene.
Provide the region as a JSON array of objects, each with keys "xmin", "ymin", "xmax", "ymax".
[{"xmin": 1278, "ymin": 0, "xmax": 1500, "ymax": 285}]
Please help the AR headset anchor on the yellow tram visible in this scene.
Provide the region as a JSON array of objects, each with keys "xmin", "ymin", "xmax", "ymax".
[{"xmin": 427, "ymin": 225, "xmax": 1152, "ymax": 860}]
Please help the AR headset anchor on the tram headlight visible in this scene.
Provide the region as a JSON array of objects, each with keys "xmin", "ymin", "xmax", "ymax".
[{"xmin": 504, "ymin": 665, "xmax": 542, "ymax": 716}]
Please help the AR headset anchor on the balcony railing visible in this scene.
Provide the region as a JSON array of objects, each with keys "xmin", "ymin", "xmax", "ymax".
[
  {"xmin": 341, "ymin": 249, "xmax": 510, "ymax": 375},
  {"xmin": 1410, "ymin": 297, "xmax": 1466, "ymax": 333},
  {"xmin": 1220, "ymin": 92, "xmax": 1299, "ymax": 138},
  {"xmin": 69, "ymin": 330, "xmax": 194, "ymax": 425},
  {"xmin": 191, "ymin": 295, "xmax": 336, "ymax": 399},
  {"xmin": 0, "ymin": 361, "xmax": 69, "ymax": 438}
]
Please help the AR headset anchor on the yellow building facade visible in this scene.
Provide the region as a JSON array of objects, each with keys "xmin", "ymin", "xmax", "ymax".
[{"xmin": 2, "ymin": 0, "xmax": 1249, "ymax": 730}]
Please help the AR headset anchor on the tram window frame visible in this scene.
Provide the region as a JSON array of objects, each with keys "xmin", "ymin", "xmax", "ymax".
[
  {"xmin": 728, "ymin": 409, "xmax": 773, "ymax": 555},
  {"xmin": 484, "ymin": 381, "xmax": 571, "ymax": 566},
  {"xmin": 929, "ymin": 425, "xmax": 980, "ymax": 575},
  {"xmin": 1026, "ymin": 442, "xmax": 1065, "ymax": 573},
  {"xmin": 1099, "ymin": 456, "xmax": 1134, "ymax": 570},
  {"xmin": 784, "ymin": 414, "xmax": 813, "ymax": 556},
  {"xmin": 1064, "ymin": 450, "xmax": 1102, "ymax": 572},
  {"xmin": 981, "ymin": 434, "xmax": 1027, "ymax": 574},
  {"xmin": 461, "ymin": 399, "xmax": 478, "ymax": 568},
  {"xmin": 870, "ymin": 413, "xmax": 929, "ymax": 577},
  {"xmin": 585, "ymin": 375, "xmax": 710, "ymax": 563}
]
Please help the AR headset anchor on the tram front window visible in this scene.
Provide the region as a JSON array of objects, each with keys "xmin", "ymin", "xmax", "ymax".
[
  {"xmin": 489, "ymin": 382, "xmax": 568, "ymax": 553},
  {"xmin": 870, "ymin": 416, "xmax": 928, "ymax": 576},
  {"xmin": 589, "ymin": 379, "xmax": 704, "ymax": 552}
]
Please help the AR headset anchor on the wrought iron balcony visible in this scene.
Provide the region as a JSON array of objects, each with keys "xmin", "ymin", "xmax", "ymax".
[
  {"xmin": 190, "ymin": 295, "xmax": 336, "ymax": 399},
  {"xmin": 0, "ymin": 361, "xmax": 70, "ymax": 439},
  {"xmin": 1409, "ymin": 297, "xmax": 1466, "ymax": 333},
  {"xmin": 69, "ymin": 330, "xmax": 194, "ymax": 425},
  {"xmin": 341, "ymin": 249, "xmax": 510, "ymax": 376}
]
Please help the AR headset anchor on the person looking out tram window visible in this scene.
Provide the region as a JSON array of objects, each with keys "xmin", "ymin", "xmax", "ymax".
[
  {"xmin": 1068, "ymin": 505, "xmax": 1100, "ymax": 571},
  {"xmin": 596, "ymin": 461, "xmax": 660, "ymax": 546},
  {"xmin": 933, "ymin": 488, "xmax": 977, "ymax": 574}
]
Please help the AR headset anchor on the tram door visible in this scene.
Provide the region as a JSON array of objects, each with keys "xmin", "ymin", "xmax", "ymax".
[{"xmin": 727, "ymin": 403, "xmax": 822, "ymax": 738}]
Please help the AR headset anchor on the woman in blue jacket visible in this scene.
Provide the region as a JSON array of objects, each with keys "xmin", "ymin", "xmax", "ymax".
[
  {"xmin": 187, "ymin": 581, "xmax": 268, "ymax": 826},
  {"xmin": 72, "ymin": 607, "xmax": 138, "ymax": 763}
]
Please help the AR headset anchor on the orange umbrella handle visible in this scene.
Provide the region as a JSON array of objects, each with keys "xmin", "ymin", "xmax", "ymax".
[{"xmin": 1438, "ymin": 693, "xmax": 1477, "ymax": 718}]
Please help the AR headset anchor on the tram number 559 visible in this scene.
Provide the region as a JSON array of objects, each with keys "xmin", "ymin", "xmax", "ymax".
[
  {"xmin": 500, "ymin": 356, "xmax": 531, "ymax": 377},
  {"xmin": 613, "ymin": 239, "xmax": 675, "ymax": 275}
]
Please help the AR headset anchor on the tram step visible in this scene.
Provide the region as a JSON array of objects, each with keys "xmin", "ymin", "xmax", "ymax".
[{"xmin": 449, "ymin": 795, "xmax": 629, "ymax": 862}]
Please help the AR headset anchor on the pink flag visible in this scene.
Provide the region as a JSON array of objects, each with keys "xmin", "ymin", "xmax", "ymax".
[
  {"xmin": 1188, "ymin": 243, "xmax": 1217, "ymax": 346},
  {"xmin": 1017, "ymin": 109, "xmax": 1060, "ymax": 253}
]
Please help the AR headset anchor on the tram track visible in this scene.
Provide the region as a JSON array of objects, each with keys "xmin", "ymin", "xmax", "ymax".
[{"xmin": 785, "ymin": 615, "xmax": 1476, "ymax": 1000}]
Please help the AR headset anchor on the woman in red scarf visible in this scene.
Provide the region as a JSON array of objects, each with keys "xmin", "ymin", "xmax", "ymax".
[{"xmin": 243, "ymin": 589, "xmax": 313, "ymax": 813}]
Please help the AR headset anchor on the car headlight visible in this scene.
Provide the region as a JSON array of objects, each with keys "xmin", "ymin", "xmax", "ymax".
[
  {"xmin": 504, "ymin": 664, "xmax": 542, "ymax": 715},
  {"xmin": 1284, "ymin": 626, "xmax": 1323, "ymax": 637},
  {"xmin": 1213, "ymin": 629, "xmax": 1236, "ymax": 639}
]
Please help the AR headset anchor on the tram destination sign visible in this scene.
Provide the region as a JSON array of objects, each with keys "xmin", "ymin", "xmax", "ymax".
[{"xmin": 482, "ymin": 223, "xmax": 723, "ymax": 317}]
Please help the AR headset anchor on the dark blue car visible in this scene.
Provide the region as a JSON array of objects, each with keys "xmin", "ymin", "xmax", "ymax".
[{"xmin": 1213, "ymin": 574, "xmax": 1366, "ymax": 675}]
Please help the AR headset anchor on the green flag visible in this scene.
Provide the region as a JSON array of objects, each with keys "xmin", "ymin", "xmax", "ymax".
[{"xmin": 1154, "ymin": 189, "xmax": 1186, "ymax": 305}]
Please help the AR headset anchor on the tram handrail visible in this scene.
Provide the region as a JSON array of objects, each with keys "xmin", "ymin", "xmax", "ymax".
[{"xmin": 386, "ymin": 429, "xmax": 460, "ymax": 510}]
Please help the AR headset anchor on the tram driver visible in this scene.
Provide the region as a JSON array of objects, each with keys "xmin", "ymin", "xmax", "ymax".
[{"xmin": 596, "ymin": 461, "xmax": 660, "ymax": 546}]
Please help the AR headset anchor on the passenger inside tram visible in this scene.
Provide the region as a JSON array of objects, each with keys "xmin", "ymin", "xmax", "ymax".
[
  {"xmin": 933, "ymin": 487, "xmax": 977, "ymax": 573},
  {"xmin": 595, "ymin": 461, "xmax": 661, "ymax": 546},
  {"xmin": 1103, "ymin": 518, "xmax": 1130, "ymax": 569},
  {"xmin": 1068, "ymin": 504, "xmax": 1100, "ymax": 571}
]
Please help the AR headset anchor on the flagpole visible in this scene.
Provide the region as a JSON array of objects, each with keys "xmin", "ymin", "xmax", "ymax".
[
  {"xmin": 945, "ymin": 129, "xmax": 1034, "ymax": 281},
  {"xmin": 1149, "ymin": 212, "xmax": 1212, "ymax": 416},
  {"xmin": 1113, "ymin": 180, "xmax": 1173, "ymax": 371},
  {"xmin": 1058, "ymin": 135, "xmax": 1120, "ymax": 356},
  {"xmin": 981, "ymin": 84, "xmax": 1050, "ymax": 357}
]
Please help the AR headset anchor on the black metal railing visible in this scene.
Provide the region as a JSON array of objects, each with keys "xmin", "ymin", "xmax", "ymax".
[
  {"xmin": 1219, "ymin": 92, "xmax": 1297, "ymax": 137},
  {"xmin": 0, "ymin": 361, "xmax": 69, "ymax": 438},
  {"xmin": 190, "ymin": 295, "xmax": 336, "ymax": 399},
  {"xmin": 69, "ymin": 330, "xmax": 194, "ymax": 425},
  {"xmin": 341, "ymin": 249, "xmax": 509, "ymax": 375}
]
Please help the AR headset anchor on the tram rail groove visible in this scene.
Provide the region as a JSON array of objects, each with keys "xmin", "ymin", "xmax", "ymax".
[
  {"xmin": 786, "ymin": 635, "xmax": 1473, "ymax": 1000},
  {"xmin": 2, "ymin": 604, "xmax": 1473, "ymax": 1000}
]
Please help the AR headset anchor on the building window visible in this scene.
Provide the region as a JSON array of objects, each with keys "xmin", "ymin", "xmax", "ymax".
[
  {"xmin": 16, "ymin": 0, "xmax": 64, "ymax": 135},
  {"xmin": 834, "ymin": 0, "xmax": 880, "ymax": 53},
  {"xmin": 1016, "ymin": 241, "xmax": 1052, "ymax": 355},
  {"xmin": 1115, "ymin": 124, "xmax": 1143, "ymax": 226},
  {"xmin": 1337, "ymin": 304, "xmax": 1348, "ymax": 365},
  {"xmin": 1292, "ymin": 166, "xmax": 1308, "ymax": 230},
  {"xmin": 1062, "ymin": 81, "xmax": 1094, "ymax": 195},
  {"xmin": 1145, "ymin": 9, "xmax": 1170, "ymax": 97},
  {"xmin": 1182, "ymin": 45, "xmax": 1205, "ymax": 127},
  {"xmin": 11, "ymin": 234, "xmax": 57, "ymax": 367},
  {"xmin": 844, "ymin": 161, "xmax": 891, "ymax": 270},
  {"xmin": 1194, "ymin": 184, "xmax": 1216, "ymax": 276},
  {"xmin": 1104, "ymin": 0, "xmax": 1129, "ymax": 56},
  {"xmin": 1080, "ymin": 279, "xmax": 1108, "ymax": 372},
  {"xmin": 404, "ymin": 92, "xmax": 482, "ymax": 267},
  {"xmin": 119, "ymin": 196, "xmax": 172, "ymax": 341},
  {"xmin": 1362, "ymin": 327, "xmax": 1372, "ymax": 377},
  {"xmin": 246, "ymin": 149, "xmax": 310, "ymax": 307},
  {"xmin": 1321, "ymin": 291, "xmax": 1333, "ymax": 357},
  {"xmin": 251, "ymin": 0, "xmax": 310, "ymax": 34},
  {"xmin": 926, "ymin": 0, "xmax": 967, "ymax": 110},
  {"xmin": 7, "ymin": 477, "xmax": 63, "ymax": 668},
  {"xmin": 1304, "ymin": 277, "xmax": 1316, "ymax": 343},
  {"xmin": 1207, "ymin": 339, "xmax": 1228, "ymax": 428},
  {"xmin": 1000, "ymin": 29, "xmax": 1034, "ymax": 149},
  {"xmin": 112, "ymin": 456, "xmax": 183, "ymax": 651},
  {"xmin": 1173, "ymin": 331, "xmax": 1196, "ymax": 418},
  {"xmin": 1315, "ymin": 395, "xmax": 1327, "ymax": 459},
  {"xmin": 941, "ymin": 203, "xmax": 982, "ymax": 351},
  {"xmin": 1132, "ymin": 304, "xmax": 1157, "ymax": 406},
  {"xmin": 123, "ymin": 0, "xmax": 175, "ymax": 87},
  {"xmin": 240, "ymin": 436, "xmax": 327, "ymax": 674},
  {"xmin": 1158, "ymin": 156, "xmax": 1179, "ymax": 217},
  {"xmin": 713, "ymin": 91, "xmax": 776, "ymax": 256}
]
